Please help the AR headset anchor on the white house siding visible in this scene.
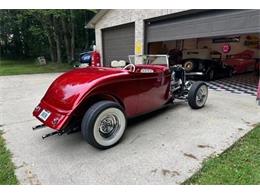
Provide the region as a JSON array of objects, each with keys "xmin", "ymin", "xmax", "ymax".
[{"xmin": 94, "ymin": 9, "xmax": 187, "ymax": 65}]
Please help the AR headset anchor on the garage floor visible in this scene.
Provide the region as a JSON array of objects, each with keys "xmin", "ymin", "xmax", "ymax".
[
  {"xmin": 207, "ymin": 73, "xmax": 259, "ymax": 96},
  {"xmin": 0, "ymin": 73, "xmax": 259, "ymax": 184}
]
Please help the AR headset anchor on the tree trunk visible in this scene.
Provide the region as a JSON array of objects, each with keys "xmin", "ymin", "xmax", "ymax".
[
  {"xmin": 70, "ymin": 10, "xmax": 75, "ymax": 61},
  {"xmin": 53, "ymin": 17, "xmax": 62, "ymax": 64},
  {"xmin": 61, "ymin": 16, "xmax": 71, "ymax": 63},
  {"xmin": 2, "ymin": 36, "xmax": 8, "ymax": 56},
  {"xmin": 84, "ymin": 12, "xmax": 89, "ymax": 50},
  {"xmin": 56, "ymin": 38, "xmax": 62, "ymax": 64},
  {"xmin": 47, "ymin": 33, "xmax": 55, "ymax": 63},
  {"xmin": 44, "ymin": 24, "xmax": 56, "ymax": 63},
  {"xmin": 39, "ymin": 15, "xmax": 56, "ymax": 63}
]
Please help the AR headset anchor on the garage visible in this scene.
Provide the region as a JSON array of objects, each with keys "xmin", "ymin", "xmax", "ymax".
[
  {"xmin": 87, "ymin": 9, "xmax": 259, "ymax": 95},
  {"xmin": 145, "ymin": 10, "xmax": 259, "ymax": 94},
  {"xmin": 145, "ymin": 10, "xmax": 260, "ymax": 43},
  {"xmin": 102, "ymin": 23, "xmax": 135, "ymax": 66}
]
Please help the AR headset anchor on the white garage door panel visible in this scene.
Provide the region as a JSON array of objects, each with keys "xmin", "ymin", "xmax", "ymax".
[
  {"xmin": 102, "ymin": 23, "xmax": 135, "ymax": 66},
  {"xmin": 146, "ymin": 10, "xmax": 260, "ymax": 42}
]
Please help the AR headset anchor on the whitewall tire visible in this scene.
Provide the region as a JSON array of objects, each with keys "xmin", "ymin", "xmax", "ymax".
[{"xmin": 81, "ymin": 101, "xmax": 126, "ymax": 149}]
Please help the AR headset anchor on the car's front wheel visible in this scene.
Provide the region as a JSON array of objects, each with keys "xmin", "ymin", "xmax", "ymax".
[
  {"xmin": 81, "ymin": 101, "xmax": 126, "ymax": 149},
  {"xmin": 188, "ymin": 81, "xmax": 208, "ymax": 109}
]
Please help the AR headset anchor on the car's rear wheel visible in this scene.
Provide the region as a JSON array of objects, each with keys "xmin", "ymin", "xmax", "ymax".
[
  {"xmin": 81, "ymin": 101, "xmax": 126, "ymax": 149},
  {"xmin": 188, "ymin": 81, "xmax": 208, "ymax": 109},
  {"xmin": 183, "ymin": 60, "xmax": 195, "ymax": 72}
]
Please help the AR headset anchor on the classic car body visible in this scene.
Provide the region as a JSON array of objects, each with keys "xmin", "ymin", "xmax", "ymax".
[
  {"xmin": 33, "ymin": 55, "xmax": 208, "ymax": 149},
  {"xmin": 223, "ymin": 50, "xmax": 256, "ymax": 74},
  {"xmin": 181, "ymin": 49, "xmax": 233, "ymax": 80},
  {"xmin": 33, "ymin": 65, "xmax": 171, "ymax": 130}
]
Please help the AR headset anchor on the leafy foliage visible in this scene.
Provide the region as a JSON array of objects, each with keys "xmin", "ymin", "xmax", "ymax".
[{"xmin": 0, "ymin": 9, "xmax": 96, "ymax": 63}]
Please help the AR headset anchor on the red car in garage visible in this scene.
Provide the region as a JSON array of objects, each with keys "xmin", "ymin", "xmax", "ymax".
[{"xmin": 223, "ymin": 50, "xmax": 257, "ymax": 74}]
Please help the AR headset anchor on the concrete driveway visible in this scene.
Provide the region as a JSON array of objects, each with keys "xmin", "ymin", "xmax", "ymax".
[{"xmin": 0, "ymin": 73, "xmax": 259, "ymax": 184}]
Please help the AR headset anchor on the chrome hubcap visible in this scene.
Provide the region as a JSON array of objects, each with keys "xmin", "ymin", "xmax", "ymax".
[
  {"xmin": 93, "ymin": 107, "xmax": 126, "ymax": 147},
  {"xmin": 99, "ymin": 114, "xmax": 120, "ymax": 138}
]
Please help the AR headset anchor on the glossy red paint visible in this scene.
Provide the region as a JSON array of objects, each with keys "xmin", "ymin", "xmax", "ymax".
[
  {"xmin": 224, "ymin": 50, "xmax": 256, "ymax": 74},
  {"xmin": 224, "ymin": 58, "xmax": 256, "ymax": 74},
  {"xmin": 33, "ymin": 65, "xmax": 171, "ymax": 131},
  {"xmin": 91, "ymin": 51, "xmax": 101, "ymax": 67}
]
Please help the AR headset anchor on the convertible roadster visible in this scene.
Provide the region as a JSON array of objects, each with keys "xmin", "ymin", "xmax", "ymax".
[{"xmin": 33, "ymin": 55, "xmax": 208, "ymax": 149}]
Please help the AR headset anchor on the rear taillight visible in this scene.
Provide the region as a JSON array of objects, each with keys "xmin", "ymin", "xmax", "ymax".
[
  {"xmin": 34, "ymin": 105, "xmax": 41, "ymax": 112},
  {"xmin": 52, "ymin": 117, "xmax": 60, "ymax": 126}
]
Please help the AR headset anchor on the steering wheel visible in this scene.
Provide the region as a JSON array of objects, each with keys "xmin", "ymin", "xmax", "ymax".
[{"xmin": 123, "ymin": 64, "xmax": 136, "ymax": 72}]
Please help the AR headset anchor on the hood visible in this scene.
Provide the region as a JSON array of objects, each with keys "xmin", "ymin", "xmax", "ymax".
[{"xmin": 42, "ymin": 67, "xmax": 127, "ymax": 111}]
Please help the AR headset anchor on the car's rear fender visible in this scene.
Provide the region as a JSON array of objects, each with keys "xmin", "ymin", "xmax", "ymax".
[{"xmin": 65, "ymin": 93, "xmax": 125, "ymax": 128}]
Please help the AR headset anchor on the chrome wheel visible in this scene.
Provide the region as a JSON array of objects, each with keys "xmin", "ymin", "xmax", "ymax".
[
  {"xmin": 195, "ymin": 85, "xmax": 208, "ymax": 107},
  {"xmin": 188, "ymin": 81, "xmax": 208, "ymax": 109},
  {"xmin": 93, "ymin": 107, "xmax": 126, "ymax": 147},
  {"xmin": 99, "ymin": 114, "xmax": 120, "ymax": 138},
  {"xmin": 184, "ymin": 61, "xmax": 194, "ymax": 72}
]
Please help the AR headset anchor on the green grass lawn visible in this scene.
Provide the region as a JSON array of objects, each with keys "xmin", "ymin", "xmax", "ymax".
[
  {"xmin": 184, "ymin": 125, "xmax": 260, "ymax": 185},
  {"xmin": 0, "ymin": 59, "xmax": 73, "ymax": 76},
  {"xmin": 0, "ymin": 132, "xmax": 18, "ymax": 184}
]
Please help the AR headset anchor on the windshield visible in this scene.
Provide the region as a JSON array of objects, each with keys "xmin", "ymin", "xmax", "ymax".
[{"xmin": 128, "ymin": 55, "xmax": 169, "ymax": 67}]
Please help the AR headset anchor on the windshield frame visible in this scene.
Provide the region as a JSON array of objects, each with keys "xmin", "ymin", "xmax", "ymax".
[{"xmin": 128, "ymin": 55, "xmax": 169, "ymax": 68}]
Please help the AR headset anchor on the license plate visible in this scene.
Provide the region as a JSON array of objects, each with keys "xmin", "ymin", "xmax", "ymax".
[{"xmin": 38, "ymin": 109, "xmax": 51, "ymax": 121}]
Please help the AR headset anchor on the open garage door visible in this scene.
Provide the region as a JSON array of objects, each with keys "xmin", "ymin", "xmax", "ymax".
[
  {"xmin": 146, "ymin": 10, "xmax": 260, "ymax": 43},
  {"xmin": 102, "ymin": 23, "xmax": 135, "ymax": 66}
]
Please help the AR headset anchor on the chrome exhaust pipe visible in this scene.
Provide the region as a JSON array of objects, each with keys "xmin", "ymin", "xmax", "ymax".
[
  {"xmin": 42, "ymin": 131, "xmax": 60, "ymax": 139},
  {"xmin": 32, "ymin": 124, "xmax": 46, "ymax": 131}
]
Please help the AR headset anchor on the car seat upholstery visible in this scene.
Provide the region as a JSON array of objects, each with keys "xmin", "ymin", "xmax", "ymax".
[
  {"xmin": 134, "ymin": 65, "xmax": 167, "ymax": 73},
  {"xmin": 111, "ymin": 60, "xmax": 126, "ymax": 68}
]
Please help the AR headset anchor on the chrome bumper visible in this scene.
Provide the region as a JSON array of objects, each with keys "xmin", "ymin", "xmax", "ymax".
[{"xmin": 185, "ymin": 72, "xmax": 205, "ymax": 76}]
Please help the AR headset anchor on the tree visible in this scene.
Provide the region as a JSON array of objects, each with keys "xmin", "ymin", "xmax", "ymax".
[
  {"xmin": 0, "ymin": 9, "xmax": 96, "ymax": 63},
  {"xmin": 70, "ymin": 10, "xmax": 75, "ymax": 62},
  {"xmin": 30, "ymin": 10, "xmax": 56, "ymax": 62},
  {"xmin": 61, "ymin": 14, "xmax": 71, "ymax": 63},
  {"xmin": 52, "ymin": 15, "xmax": 62, "ymax": 64}
]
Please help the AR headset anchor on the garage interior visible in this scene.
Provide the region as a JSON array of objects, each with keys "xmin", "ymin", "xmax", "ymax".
[
  {"xmin": 99, "ymin": 10, "xmax": 259, "ymax": 96},
  {"xmin": 145, "ymin": 10, "xmax": 259, "ymax": 96}
]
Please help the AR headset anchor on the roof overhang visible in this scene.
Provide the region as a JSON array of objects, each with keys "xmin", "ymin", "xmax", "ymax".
[
  {"xmin": 85, "ymin": 9, "xmax": 110, "ymax": 29},
  {"xmin": 85, "ymin": 9, "xmax": 208, "ymax": 29}
]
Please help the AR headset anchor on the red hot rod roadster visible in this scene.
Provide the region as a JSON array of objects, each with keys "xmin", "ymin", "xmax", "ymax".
[{"xmin": 33, "ymin": 55, "xmax": 208, "ymax": 149}]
